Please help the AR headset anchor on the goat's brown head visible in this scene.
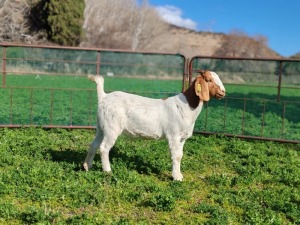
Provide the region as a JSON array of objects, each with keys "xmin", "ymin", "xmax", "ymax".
[{"xmin": 183, "ymin": 70, "xmax": 226, "ymax": 108}]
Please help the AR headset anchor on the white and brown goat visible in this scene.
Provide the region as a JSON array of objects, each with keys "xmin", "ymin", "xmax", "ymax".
[{"xmin": 83, "ymin": 70, "xmax": 225, "ymax": 181}]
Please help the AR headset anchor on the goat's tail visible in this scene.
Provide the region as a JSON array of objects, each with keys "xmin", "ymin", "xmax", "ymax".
[{"xmin": 88, "ymin": 75, "xmax": 105, "ymax": 100}]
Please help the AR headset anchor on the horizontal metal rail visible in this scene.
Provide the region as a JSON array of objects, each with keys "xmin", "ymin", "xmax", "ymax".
[{"xmin": 194, "ymin": 131, "xmax": 300, "ymax": 144}]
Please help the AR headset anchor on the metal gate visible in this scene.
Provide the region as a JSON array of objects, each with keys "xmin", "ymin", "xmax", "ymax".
[
  {"xmin": 0, "ymin": 43, "xmax": 186, "ymax": 128},
  {"xmin": 188, "ymin": 56, "xmax": 300, "ymax": 143}
]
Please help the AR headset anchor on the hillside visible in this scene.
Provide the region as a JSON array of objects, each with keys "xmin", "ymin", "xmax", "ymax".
[
  {"xmin": 165, "ymin": 26, "xmax": 224, "ymax": 57},
  {"xmin": 160, "ymin": 25, "xmax": 282, "ymax": 58}
]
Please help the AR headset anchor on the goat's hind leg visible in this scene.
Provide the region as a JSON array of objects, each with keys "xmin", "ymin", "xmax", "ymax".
[
  {"xmin": 83, "ymin": 131, "xmax": 102, "ymax": 171},
  {"xmin": 99, "ymin": 135, "xmax": 118, "ymax": 172}
]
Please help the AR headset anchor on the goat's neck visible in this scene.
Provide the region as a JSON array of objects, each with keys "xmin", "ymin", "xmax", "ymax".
[{"xmin": 182, "ymin": 82, "xmax": 201, "ymax": 109}]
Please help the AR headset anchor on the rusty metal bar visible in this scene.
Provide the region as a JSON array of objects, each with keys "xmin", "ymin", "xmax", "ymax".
[
  {"xmin": 89, "ymin": 90, "xmax": 93, "ymax": 126},
  {"xmin": 5, "ymin": 57, "xmax": 97, "ymax": 65},
  {"xmin": 2, "ymin": 71, "xmax": 89, "ymax": 77},
  {"xmin": 30, "ymin": 89, "xmax": 33, "ymax": 125},
  {"xmin": 281, "ymin": 101, "xmax": 286, "ymax": 139},
  {"xmin": 241, "ymin": 98, "xmax": 247, "ymax": 135},
  {"xmin": 204, "ymin": 101, "xmax": 208, "ymax": 131},
  {"xmin": 10, "ymin": 88, "xmax": 13, "ymax": 124},
  {"xmin": 1, "ymin": 86, "xmax": 94, "ymax": 91},
  {"xmin": 188, "ymin": 58, "xmax": 193, "ymax": 87},
  {"xmin": 223, "ymin": 98, "xmax": 228, "ymax": 133},
  {"xmin": 261, "ymin": 100, "xmax": 266, "ymax": 137},
  {"xmin": 95, "ymin": 61, "xmax": 183, "ymax": 68},
  {"xmin": 2, "ymin": 46, "xmax": 6, "ymax": 87},
  {"xmin": 96, "ymin": 51, "xmax": 101, "ymax": 75},
  {"xmin": 2, "ymin": 85, "xmax": 176, "ymax": 96},
  {"xmin": 50, "ymin": 89, "xmax": 54, "ymax": 125},
  {"xmin": 69, "ymin": 90, "xmax": 73, "ymax": 126},
  {"xmin": 0, "ymin": 124, "xmax": 96, "ymax": 129},
  {"xmin": 182, "ymin": 58, "xmax": 189, "ymax": 92},
  {"xmin": 277, "ymin": 61, "xmax": 283, "ymax": 102},
  {"xmin": 194, "ymin": 131, "xmax": 300, "ymax": 144},
  {"xmin": 5, "ymin": 57, "xmax": 183, "ymax": 69},
  {"xmin": 0, "ymin": 42, "xmax": 183, "ymax": 56},
  {"xmin": 189, "ymin": 54, "xmax": 300, "ymax": 63}
]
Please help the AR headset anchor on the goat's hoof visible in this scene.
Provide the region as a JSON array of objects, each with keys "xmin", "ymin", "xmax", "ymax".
[
  {"xmin": 173, "ymin": 173, "xmax": 183, "ymax": 181},
  {"xmin": 83, "ymin": 162, "xmax": 89, "ymax": 171},
  {"xmin": 174, "ymin": 178, "xmax": 183, "ymax": 182}
]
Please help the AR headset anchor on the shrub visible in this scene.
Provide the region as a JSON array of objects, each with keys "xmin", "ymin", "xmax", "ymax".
[{"xmin": 44, "ymin": 0, "xmax": 85, "ymax": 46}]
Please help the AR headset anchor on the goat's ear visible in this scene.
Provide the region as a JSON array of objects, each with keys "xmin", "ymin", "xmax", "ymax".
[
  {"xmin": 197, "ymin": 70, "xmax": 205, "ymax": 75},
  {"xmin": 194, "ymin": 76, "xmax": 210, "ymax": 101}
]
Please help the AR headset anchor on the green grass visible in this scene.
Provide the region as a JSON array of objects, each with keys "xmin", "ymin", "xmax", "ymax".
[
  {"xmin": 0, "ymin": 128, "xmax": 299, "ymax": 224},
  {"xmin": 1, "ymin": 74, "xmax": 300, "ymax": 141}
]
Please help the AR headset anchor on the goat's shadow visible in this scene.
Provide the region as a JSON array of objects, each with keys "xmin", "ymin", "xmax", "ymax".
[
  {"xmin": 46, "ymin": 146, "xmax": 169, "ymax": 179},
  {"xmin": 109, "ymin": 146, "xmax": 165, "ymax": 176},
  {"xmin": 47, "ymin": 148, "xmax": 86, "ymax": 171}
]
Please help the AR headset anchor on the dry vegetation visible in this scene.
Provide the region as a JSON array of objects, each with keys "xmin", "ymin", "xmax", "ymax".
[
  {"xmin": 0, "ymin": 0, "xmax": 30, "ymax": 42},
  {"xmin": 81, "ymin": 0, "xmax": 170, "ymax": 51},
  {"xmin": 0, "ymin": 0, "xmax": 45, "ymax": 43}
]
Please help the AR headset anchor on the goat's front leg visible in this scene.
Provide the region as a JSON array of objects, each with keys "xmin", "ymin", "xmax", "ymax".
[
  {"xmin": 168, "ymin": 138, "xmax": 185, "ymax": 181},
  {"xmin": 83, "ymin": 131, "xmax": 102, "ymax": 171}
]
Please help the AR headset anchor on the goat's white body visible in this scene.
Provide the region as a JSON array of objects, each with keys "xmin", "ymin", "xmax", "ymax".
[
  {"xmin": 98, "ymin": 91, "xmax": 203, "ymax": 140},
  {"xmin": 84, "ymin": 73, "xmax": 224, "ymax": 181}
]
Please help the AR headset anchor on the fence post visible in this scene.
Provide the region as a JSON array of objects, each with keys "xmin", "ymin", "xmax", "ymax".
[
  {"xmin": 182, "ymin": 58, "xmax": 190, "ymax": 92},
  {"xmin": 188, "ymin": 57, "xmax": 194, "ymax": 87},
  {"xmin": 2, "ymin": 46, "xmax": 6, "ymax": 87},
  {"xmin": 96, "ymin": 51, "xmax": 101, "ymax": 75},
  {"xmin": 277, "ymin": 61, "xmax": 283, "ymax": 102}
]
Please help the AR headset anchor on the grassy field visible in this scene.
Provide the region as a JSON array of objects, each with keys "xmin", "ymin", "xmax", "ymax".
[
  {"xmin": 1, "ymin": 74, "xmax": 299, "ymax": 141},
  {"xmin": 0, "ymin": 128, "xmax": 299, "ymax": 224}
]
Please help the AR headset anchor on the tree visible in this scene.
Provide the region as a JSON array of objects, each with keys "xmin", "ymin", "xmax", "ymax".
[
  {"xmin": 81, "ymin": 0, "xmax": 169, "ymax": 51},
  {"xmin": 0, "ymin": 0, "xmax": 31, "ymax": 42},
  {"xmin": 290, "ymin": 52, "xmax": 300, "ymax": 59},
  {"xmin": 44, "ymin": 0, "xmax": 85, "ymax": 46},
  {"xmin": 0, "ymin": 0, "xmax": 84, "ymax": 45},
  {"xmin": 215, "ymin": 30, "xmax": 269, "ymax": 58}
]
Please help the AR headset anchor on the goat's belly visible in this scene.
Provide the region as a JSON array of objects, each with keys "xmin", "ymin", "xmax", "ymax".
[
  {"xmin": 123, "ymin": 125, "xmax": 163, "ymax": 139},
  {"xmin": 123, "ymin": 132, "xmax": 162, "ymax": 139}
]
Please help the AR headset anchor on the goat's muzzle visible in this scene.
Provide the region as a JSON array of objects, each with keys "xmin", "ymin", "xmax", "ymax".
[{"xmin": 216, "ymin": 90, "xmax": 226, "ymax": 99}]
